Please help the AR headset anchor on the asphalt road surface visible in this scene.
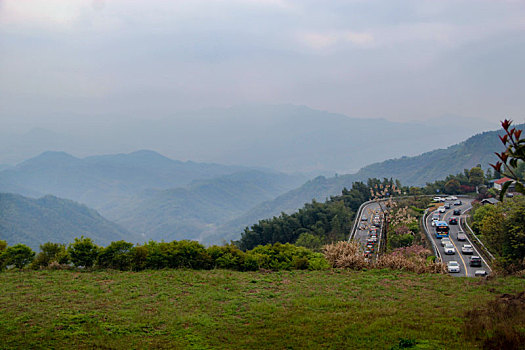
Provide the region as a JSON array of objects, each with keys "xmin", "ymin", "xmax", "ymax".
[{"xmin": 425, "ymin": 198, "xmax": 491, "ymax": 277}]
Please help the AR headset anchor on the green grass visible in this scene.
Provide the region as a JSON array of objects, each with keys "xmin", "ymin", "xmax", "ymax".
[{"xmin": 0, "ymin": 269, "xmax": 524, "ymax": 349}]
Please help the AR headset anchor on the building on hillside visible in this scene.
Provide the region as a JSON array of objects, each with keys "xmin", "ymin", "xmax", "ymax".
[
  {"xmin": 481, "ymin": 198, "xmax": 500, "ymax": 205},
  {"xmin": 492, "ymin": 177, "xmax": 514, "ymax": 191}
]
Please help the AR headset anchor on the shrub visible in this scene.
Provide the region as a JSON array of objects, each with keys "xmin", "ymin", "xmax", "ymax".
[
  {"xmin": 68, "ymin": 236, "xmax": 100, "ymax": 268},
  {"xmin": 3, "ymin": 244, "xmax": 35, "ymax": 269},
  {"xmin": 374, "ymin": 245, "xmax": 444, "ymax": 274},
  {"xmin": 250, "ymin": 243, "xmax": 314, "ymax": 271},
  {"xmin": 207, "ymin": 244, "xmax": 245, "ymax": 270},
  {"xmin": 31, "ymin": 242, "xmax": 69, "ymax": 269},
  {"xmin": 97, "ymin": 240, "xmax": 134, "ymax": 270},
  {"xmin": 323, "ymin": 241, "xmax": 367, "ymax": 270}
]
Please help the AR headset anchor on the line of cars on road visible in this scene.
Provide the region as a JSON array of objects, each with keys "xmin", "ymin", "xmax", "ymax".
[
  {"xmin": 431, "ymin": 198, "xmax": 487, "ymax": 276},
  {"xmin": 363, "ymin": 211, "xmax": 381, "ymax": 258}
]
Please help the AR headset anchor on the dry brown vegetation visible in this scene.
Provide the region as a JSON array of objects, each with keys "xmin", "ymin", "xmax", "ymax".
[{"xmin": 323, "ymin": 242, "xmax": 445, "ymax": 274}]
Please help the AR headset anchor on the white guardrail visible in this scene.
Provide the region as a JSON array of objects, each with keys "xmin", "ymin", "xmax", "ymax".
[
  {"xmin": 461, "ymin": 207, "xmax": 495, "ymax": 264},
  {"xmin": 421, "ymin": 209, "xmax": 441, "ymax": 261}
]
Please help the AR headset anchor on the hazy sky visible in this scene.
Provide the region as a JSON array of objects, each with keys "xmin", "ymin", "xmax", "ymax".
[{"xmin": 1, "ymin": 0, "xmax": 525, "ymax": 128}]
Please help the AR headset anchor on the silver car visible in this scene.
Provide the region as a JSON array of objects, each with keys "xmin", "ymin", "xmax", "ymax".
[
  {"xmin": 447, "ymin": 261, "xmax": 460, "ymax": 273},
  {"xmin": 444, "ymin": 243, "xmax": 455, "ymax": 255},
  {"xmin": 441, "ymin": 238, "xmax": 451, "ymax": 247},
  {"xmin": 461, "ymin": 244, "xmax": 474, "ymax": 255}
]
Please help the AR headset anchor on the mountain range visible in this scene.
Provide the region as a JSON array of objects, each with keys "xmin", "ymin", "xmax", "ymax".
[
  {"xmin": 0, "ymin": 118, "xmax": 519, "ymax": 248},
  {"xmin": 0, "ymin": 105, "xmax": 497, "ymax": 174}
]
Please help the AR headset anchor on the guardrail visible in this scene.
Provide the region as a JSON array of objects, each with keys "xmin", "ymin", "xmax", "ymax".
[
  {"xmin": 349, "ymin": 199, "xmax": 374, "ymax": 241},
  {"xmin": 461, "ymin": 208, "xmax": 495, "ymax": 264},
  {"xmin": 421, "ymin": 209, "xmax": 441, "ymax": 261}
]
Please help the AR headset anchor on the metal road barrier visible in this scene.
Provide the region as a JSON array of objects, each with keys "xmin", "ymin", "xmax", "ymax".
[
  {"xmin": 461, "ymin": 208, "xmax": 495, "ymax": 264},
  {"xmin": 421, "ymin": 209, "xmax": 441, "ymax": 261}
]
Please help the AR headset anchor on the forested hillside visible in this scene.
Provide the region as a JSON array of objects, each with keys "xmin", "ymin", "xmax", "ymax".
[
  {"xmin": 355, "ymin": 124, "xmax": 525, "ymax": 186},
  {"xmin": 107, "ymin": 170, "xmax": 306, "ymax": 242},
  {"xmin": 0, "ymin": 193, "xmax": 133, "ymax": 250},
  {"xmin": 236, "ymin": 180, "xmax": 373, "ymax": 250}
]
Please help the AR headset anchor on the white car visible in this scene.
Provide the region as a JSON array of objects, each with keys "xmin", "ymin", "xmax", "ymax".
[
  {"xmin": 438, "ymin": 206, "xmax": 446, "ymax": 213},
  {"xmin": 461, "ymin": 244, "xmax": 474, "ymax": 254},
  {"xmin": 444, "ymin": 243, "xmax": 455, "ymax": 255},
  {"xmin": 441, "ymin": 238, "xmax": 451, "ymax": 247},
  {"xmin": 433, "ymin": 196, "xmax": 443, "ymax": 202},
  {"xmin": 447, "ymin": 261, "xmax": 461, "ymax": 273}
]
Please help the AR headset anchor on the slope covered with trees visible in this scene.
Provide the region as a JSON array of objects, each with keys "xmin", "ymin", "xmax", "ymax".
[{"xmin": 0, "ymin": 193, "xmax": 133, "ymax": 250}]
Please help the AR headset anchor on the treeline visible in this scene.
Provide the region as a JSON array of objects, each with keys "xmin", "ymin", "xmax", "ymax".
[
  {"xmin": 0, "ymin": 237, "xmax": 329, "ymax": 272},
  {"xmin": 237, "ymin": 180, "xmax": 374, "ymax": 251},
  {"xmin": 470, "ymin": 196, "xmax": 525, "ymax": 273}
]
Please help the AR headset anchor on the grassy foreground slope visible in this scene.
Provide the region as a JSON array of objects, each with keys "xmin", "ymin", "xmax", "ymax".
[{"xmin": 1, "ymin": 270, "xmax": 524, "ymax": 349}]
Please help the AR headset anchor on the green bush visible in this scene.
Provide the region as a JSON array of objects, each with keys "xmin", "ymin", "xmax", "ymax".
[
  {"xmin": 31, "ymin": 242, "xmax": 69, "ymax": 269},
  {"xmin": 68, "ymin": 236, "xmax": 100, "ymax": 268},
  {"xmin": 207, "ymin": 244, "xmax": 245, "ymax": 270},
  {"xmin": 3, "ymin": 244, "xmax": 35, "ymax": 269},
  {"xmin": 97, "ymin": 241, "xmax": 134, "ymax": 270}
]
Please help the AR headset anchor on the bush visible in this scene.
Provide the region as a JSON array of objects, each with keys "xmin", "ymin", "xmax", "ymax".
[
  {"xmin": 207, "ymin": 244, "xmax": 245, "ymax": 270},
  {"xmin": 323, "ymin": 241, "xmax": 367, "ymax": 270},
  {"xmin": 249, "ymin": 243, "xmax": 316, "ymax": 271},
  {"xmin": 31, "ymin": 242, "xmax": 69, "ymax": 269},
  {"xmin": 97, "ymin": 240, "xmax": 134, "ymax": 270},
  {"xmin": 68, "ymin": 236, "xmax": 100, "ymax": 268},
  {"xmin": 374, "ymin": 246, "xmax": 444, "ymax": 274},
  {"xmin": 3, "ymin": 244, "xmax": 35, "ymax": 269}
]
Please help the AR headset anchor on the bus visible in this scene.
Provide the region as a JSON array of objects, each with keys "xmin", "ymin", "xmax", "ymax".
[{"xmin": 435, "ymin": 221, "xmax": 450, "ymax": 238}]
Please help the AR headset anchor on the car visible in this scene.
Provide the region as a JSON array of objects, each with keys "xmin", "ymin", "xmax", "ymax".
[
  {"xmin": 431, "ymin": 220, "xmax": 437, "ymax": 227},
  {"xmin": 438, "ymin": 206, "xmax": 446, "ymax": 213},
  {"xmin": 361, "ymin": 216, "xmax": 368, "ymax": 221},
  {"xmin": 447, "ymin": 261, "xmax": 461, "ymax": 273},
  {"xmin": 445, "ymin": 196, "xmax": 454, "ymax": 201},
  {"xmin": 433, "ymin": 196, "xmax": 442, "ymax": 202},
  {"xmin": 444, "ymin": 203, "xmax": 451, "ymax": 209},
  {"xmin": 367, "ymin": 240, "xmax": 376, "ymax": 246},
  {"xmin": 474, "ymin": 270, "xmax": 488, "ymax": 277},
  {"xmin": 359, "ymin": 224, "xmax": 366, "ymax": 230},
  {"xmin": 461, "ymin": 244, "xmax": 474, "ymax": 254},
  {"xmin": 364, "ymin": 250, "xmax": 372, "ymax": 258},
  {"xmin": 369, "ymin": 235, "xmax": 378, "ymax": 242},
  {"xmin": 457, "ymin": 232, "xmax": 467, "ymax": 241},
  {"xmin": 453, "ymin": 209, "xmax": 461, "ymax": 215},
  {"xmin": 366, "ymin": 244, "xmax": 375, "ymax": 252},
  {"xmin": 454, "ymin": 200, "xmax": 462, "ymax": 206},
  {"xmin": 469, "ymin": 256, "xmax": 482, "ymax": 267},
  {"xmin": 441, "ymin": 238, "xmax": 452, "ymax": 247},
  {"xmin": 449, "ymin": 218, "xmax": 458, "ymax": 225},
  {"xmin": 444, "ymin": 243, "xmax": 455, "ymax": 255}
]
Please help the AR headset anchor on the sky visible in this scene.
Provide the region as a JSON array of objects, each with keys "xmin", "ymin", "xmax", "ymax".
[{"xmin": 1, "ymin": 0, "xmax": 525, "ymax": 130}]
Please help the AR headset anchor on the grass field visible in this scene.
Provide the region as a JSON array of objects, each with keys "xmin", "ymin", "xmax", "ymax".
[{"xmin": 1, "ymin": 269, "xmax": 524, "ymax": 349}]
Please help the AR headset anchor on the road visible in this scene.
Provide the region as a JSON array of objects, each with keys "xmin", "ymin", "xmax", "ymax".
[
  {"xmin": 351, "ymin": 201, "xmax": 384, "ymax": 257},
  {"xmin": 424, "ymin": 198, "xmax": 491, "ymax": 277}
]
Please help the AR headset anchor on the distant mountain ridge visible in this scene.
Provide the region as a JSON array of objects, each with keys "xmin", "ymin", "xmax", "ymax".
[
  {"xmin": 0, "ymin": 105, "xmax": 497, "ymax": 173},
  {"xmin": 0, "ymin": 193, "xmax": 133, "ymax": 250},
  {"xmin": 0, "ymin": 150, "xmax": 248, "ymax": 211}
]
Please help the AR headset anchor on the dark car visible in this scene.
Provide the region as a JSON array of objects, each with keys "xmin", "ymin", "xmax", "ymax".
[
  {"xmin": 470, "ymin": 256, "xmax": 482, "ymax": 267},
  {"xmin": 453, "ymin": 209, "xmax": 461, "ymax": 215},
  {"xmin": 449, "ymin": 217, "xmax": 458, "ymax": 225}
]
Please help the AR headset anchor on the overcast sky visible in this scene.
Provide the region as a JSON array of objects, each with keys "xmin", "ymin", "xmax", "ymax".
[{"xmin": 1, "ymin": 0, "xmax": 525, "ymax": 129}]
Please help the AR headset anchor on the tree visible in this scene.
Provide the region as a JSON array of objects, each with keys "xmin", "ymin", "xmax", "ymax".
[
  {"xmin": 97, "ymin": 240, "xmax": 134, "ymax": 270},
  {"xmin": 32, "ymin": 242, "xmax": 69, "ymax": 269},
  {"xmin": 295, "ymin": 232, "xmax": 323, "ymax": 252},
  {"xmin": 491, "ymin": 119, "xmax": 525, "ymax": 199},
  {"xmin": 68, "ymin": 236, "xmax": 100, "ymax": 268},
  {"xmin": 4, "ymin": 244, "xmax": 35, "ymax": 269},
  {"xmin": 469, "ymin": 167, "xmax": 485, "ymax": 187},
  {"xmin": 444, "ymin": 179, "xmax": 460, "ymax": 194}
]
